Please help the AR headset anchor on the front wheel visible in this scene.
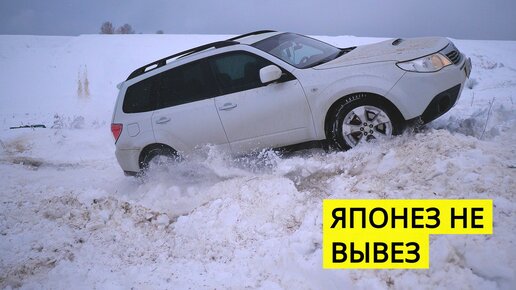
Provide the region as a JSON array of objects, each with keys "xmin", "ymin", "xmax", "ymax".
[{"xmin": 330, "ymin": 96, "xmax": 403, "ymax": 150}]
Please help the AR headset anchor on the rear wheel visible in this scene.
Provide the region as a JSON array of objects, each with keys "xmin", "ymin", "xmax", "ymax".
[
  {"xmin": 139, "ymin": 145, "xmax": 179, "ymax": 172},
  {"xmin": 330, "ymin": 95, "xmax": 403, "ymax": 150}
]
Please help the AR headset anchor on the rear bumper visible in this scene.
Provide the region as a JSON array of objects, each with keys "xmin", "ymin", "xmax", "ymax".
[
  {"xmin": 123, "ymin": 170, "xmax": 139, "ymax": 177},
  {"xmin": 115, "ymin": 148, "xmax": 141, "ymax": 173}
]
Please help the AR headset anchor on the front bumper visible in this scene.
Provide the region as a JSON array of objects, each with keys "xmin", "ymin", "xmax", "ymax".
[
  {"xmin": 420, "ymin": 84, "xmax": 461, "ymax": 123},
  {"xmin": 420, "ymin": 56, "xmax": 472, "ymax": 123},
  {"xmin": 387, "ymin": 53, "xmax": 471, "ymax": 121}
]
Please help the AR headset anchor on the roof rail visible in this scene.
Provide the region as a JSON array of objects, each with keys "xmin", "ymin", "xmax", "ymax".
[
  {"xmin": 126, "ymin": 40, "xmax": 238, "ymax": 80},
  {"xmin": 227, "ymin": 30, "xmax": 277, "ymax": 41},
  {"xmin": 125, "ymin": 30, "xmax": 277, "ymax": 81}
]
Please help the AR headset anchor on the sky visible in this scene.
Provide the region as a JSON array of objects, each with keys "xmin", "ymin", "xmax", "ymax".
[{"xmin": 0, "ymin": 0, "xmax": 515, "ymax": 40}]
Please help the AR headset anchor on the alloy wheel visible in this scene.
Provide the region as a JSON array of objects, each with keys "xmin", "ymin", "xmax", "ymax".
[{"xmin": 341, "ymin": 105, "xmax": 393, "ymax": 147}]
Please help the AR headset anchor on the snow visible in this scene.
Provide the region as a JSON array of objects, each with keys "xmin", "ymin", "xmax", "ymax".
[{"xmin": 0, "ymin": 34, "xmax": 515, "ymax": 289}]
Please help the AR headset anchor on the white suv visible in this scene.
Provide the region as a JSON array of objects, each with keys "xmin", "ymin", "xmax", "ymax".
[{"xmin": 111, "ymin": 30, "xmax": 471, "ymax": 176}]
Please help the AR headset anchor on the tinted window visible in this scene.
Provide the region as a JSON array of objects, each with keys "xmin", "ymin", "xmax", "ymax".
[
  {"xmin": 156, "ymin": 60, "xmax": 218, "ymax": 109},
  {"xmin": 123, "ymin": 77, "xmax": 157, "ymax": 113},
  {"xmin": 209, "ymin": 51, "xmax": 273, "ymax": 95},
  {"xmin": 123, "ymin": 60, "xmax": 218, "ymax": 113}
]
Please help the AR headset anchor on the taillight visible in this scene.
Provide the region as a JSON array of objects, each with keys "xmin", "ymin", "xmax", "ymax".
[{"xmin": 111, "ymin": 123, "xmax": 123, "ymax": 142}]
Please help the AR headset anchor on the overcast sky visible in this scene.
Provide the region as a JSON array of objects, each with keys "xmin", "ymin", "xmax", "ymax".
[{"xmin": 0, "ymin": 0, "xmax": 515, "ymax": 40}]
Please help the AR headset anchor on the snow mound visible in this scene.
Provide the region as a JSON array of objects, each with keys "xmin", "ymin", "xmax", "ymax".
[{"xmin": 1, "ymin": 35, "xmax": 515, "ymax": 289}]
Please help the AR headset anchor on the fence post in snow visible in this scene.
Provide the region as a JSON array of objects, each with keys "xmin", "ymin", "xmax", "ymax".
[
  {"xmin": 77, "ymin": 65, "xmax": 90, "ymax": 98},
  {"xmin": 480, "ymin": 97, "xmax": 495, "ymax": 140},
  {"xmin": 84, "ymin": 65, "xmax": 90, "ymax": 97},
  {"xmin": 77, "ymin": 70, "xmax": 83, "ymax": 97}
]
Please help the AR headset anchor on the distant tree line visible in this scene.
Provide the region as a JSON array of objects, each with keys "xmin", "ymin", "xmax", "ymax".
[
  {"xmin": 100, "ymin": 21, "xmax": 135, "ymax": 34},
  {"xmin": 100, "ymin": 21, "xmax": 165, "ymax": 34}
]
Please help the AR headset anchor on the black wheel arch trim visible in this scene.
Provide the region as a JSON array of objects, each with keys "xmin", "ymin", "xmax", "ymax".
[
  {"xmin": 138, "ymin": 143, "xmax": 177, "ymax": 169},
  {"xmin": 324, "ymin": 92, "xmax": 405, "ymax": 141}
]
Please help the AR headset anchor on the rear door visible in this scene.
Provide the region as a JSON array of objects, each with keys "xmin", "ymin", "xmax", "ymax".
[
  {"xmin": 151, "ymin": 59, "xmax": 230, "ymax": 153},
  {"xmin": 209, "ymin": 51, "xmax": 314, "ymax": 153}
]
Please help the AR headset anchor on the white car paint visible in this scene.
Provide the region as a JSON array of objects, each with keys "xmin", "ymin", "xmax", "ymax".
[
  {"xmin": 112, "ymin": 31, "xmax": 470, "ymax": 174},
  {"xmin": 213, "ymin": 79, "xmax": 313, "ymax": 153}
]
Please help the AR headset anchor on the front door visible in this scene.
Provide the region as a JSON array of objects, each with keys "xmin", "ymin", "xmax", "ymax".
[{"xmin": 209, "ymin": 51, "xmax": 314, "ymax": 153}]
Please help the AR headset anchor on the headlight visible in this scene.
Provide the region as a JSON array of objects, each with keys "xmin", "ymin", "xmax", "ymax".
[{"xmin": 396, "ymin": 53, "xmax": 452, "ymax": 72}]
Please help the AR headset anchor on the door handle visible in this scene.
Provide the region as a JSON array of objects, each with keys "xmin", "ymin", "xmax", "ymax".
[
  {"xmin": 218, "ymin": 103, "xmax": 237, "ymax": 111},
  {"xmin": 155, "ymin": 116, "xmax": 171, "ymax": 124}
]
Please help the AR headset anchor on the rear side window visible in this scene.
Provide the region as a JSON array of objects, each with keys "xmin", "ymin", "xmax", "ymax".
[
  {"xmin": 156, "ymin": 60, "xmax": 217, "ymax": 109},
  {"xmin": 122, "ymin": 59, "xmax": 218, "ymax": 113}
]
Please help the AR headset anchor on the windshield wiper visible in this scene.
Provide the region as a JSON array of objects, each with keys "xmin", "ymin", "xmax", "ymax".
[
  {"xmin": 340, "ymin": 46, "xmax": 356, "ymax": 56},
  {"xmin": 308, "ymin": 58, "xmax": 333, "ymax": 68},
  {"xmin": 306, "ymin": 47, "xmax": 357, "ymax": 68},
  {"xmin": 334, "ymin": 46, "xmax": 356, "ymax": 59}
]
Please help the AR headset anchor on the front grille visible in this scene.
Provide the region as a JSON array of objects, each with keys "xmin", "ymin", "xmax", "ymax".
[{"xmin": 446, "ymin": 49, "xmax": 461, "ymax": 65}]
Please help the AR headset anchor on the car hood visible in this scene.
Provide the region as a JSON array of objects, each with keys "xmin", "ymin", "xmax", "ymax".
[{"xmin": 314, "ymin": 37, "xmax": 450, "ymax": 69}]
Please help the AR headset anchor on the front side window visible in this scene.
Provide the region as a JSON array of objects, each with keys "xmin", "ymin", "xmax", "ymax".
[
  {"xmin": 253, "ymin": 33, "xmax": 342, "ymax": 69},
  {"xmin": 209, "ymin": 51, "xmax": 273, "ymax": 95}
]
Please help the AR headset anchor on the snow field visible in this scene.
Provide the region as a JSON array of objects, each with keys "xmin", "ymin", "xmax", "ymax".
[{"xmin": 0, "ymin": 34, "xmax": 515, "ymax": 289}]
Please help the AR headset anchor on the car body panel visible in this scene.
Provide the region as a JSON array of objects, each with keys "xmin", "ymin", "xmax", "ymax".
[
  {"xmin": 151, "ymin": 98, "xmax": 230, "ymax": 154},
  {"xmin": 387, "ymin": 53, "xmax": 469, "ymax": 120},
  {"xmin": 111, "ymin": 32, "xmax": 470, "ymax": 174},
  {"xmin": 293, "ymin": 62, "xmax": 406, "ymax": 139},
  {"xmin": 315, "ymin": 37, "xmax": 450, "ymax": 69},
  {"xmin": 115, "ymin": 148, "xmax": 141, "ymax": 172},
  {"xmin": 112, "ymin": 86, "xmax": 157, "ymax": 152},
  {"xmin": 214, "ymin": 78, "xmax": 314, "ymax": 153}
]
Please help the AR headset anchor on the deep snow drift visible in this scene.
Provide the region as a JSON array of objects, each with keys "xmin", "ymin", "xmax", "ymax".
[{"xmin": 0, "ymin": 34, "xmax": 515, "ymax": 290}]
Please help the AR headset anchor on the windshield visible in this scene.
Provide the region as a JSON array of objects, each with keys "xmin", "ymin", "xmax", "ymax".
[{"xmin": 252, "ymin": 33, "xmax": 342, "ymax": 69}]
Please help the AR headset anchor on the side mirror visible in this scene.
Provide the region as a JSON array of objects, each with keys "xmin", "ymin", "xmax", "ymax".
[{"xmin": 259, "ymin": 65, "xmax": 282, "ymax": 84}]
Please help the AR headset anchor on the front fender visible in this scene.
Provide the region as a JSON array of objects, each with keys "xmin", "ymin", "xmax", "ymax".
[{"xmin": 298, "ymin": 63, "xmax": 405, "ymax": 140}]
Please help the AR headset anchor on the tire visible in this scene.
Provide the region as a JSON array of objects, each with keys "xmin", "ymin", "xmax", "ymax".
[
  {"xmin": 139, "ymin": 145, "xmax": 179, "ymax": 171},
  {"xmin": 329, "ymin": 94, "xmax": 404, "ymax": 150}
]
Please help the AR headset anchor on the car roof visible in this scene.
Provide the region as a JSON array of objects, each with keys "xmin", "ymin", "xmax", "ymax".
[
  {"xmin": 125, "ymin": 30, "xmax": 282, "ymax": 81},
  {"xmin": 234, "ymin": 31, "xmax": 283, "ymax": 45}
]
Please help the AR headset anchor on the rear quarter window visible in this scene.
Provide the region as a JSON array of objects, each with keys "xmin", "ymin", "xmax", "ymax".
[{"xmin": 122, "ymin": 77, "xmax": 156, "ymax": 113}]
